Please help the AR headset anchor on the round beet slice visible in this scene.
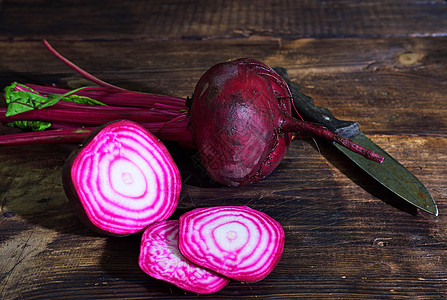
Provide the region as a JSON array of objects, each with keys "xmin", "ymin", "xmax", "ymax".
[
  {"xmin": 139, "ymin": 220, "xmax": 230, "ymax": 294},
  {"xmin": 178, "ymin": 206, "xmax": 285, "ymax": 282},
  {"xmin": 63, "ymin": 119, "xmax": 181, "ymax": 236}
]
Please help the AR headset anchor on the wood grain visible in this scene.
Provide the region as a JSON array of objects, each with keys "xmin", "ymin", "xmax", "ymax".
[
  {"xmin": 1, "ymin": 37, "xmax": 446, "ymax": 299},
  {"xmin": 1, "ymin": 0, "xmax": 447, "ymax": 298},
  {"xmin": 2, "ymin": 37, "xmax": 446, "ymax": 135},
  {"xmin": 1, "ymin": 0, "xmax": 446, "ymax": 40}
]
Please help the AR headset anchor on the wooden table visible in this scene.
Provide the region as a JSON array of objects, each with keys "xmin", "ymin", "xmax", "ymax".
[{"xmin": 1, "ymin": 1, "xmax": 447, "ymax": 298}]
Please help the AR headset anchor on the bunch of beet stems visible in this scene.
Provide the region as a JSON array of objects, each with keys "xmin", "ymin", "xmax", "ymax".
[
  {"xmin": 0, "ymin": 83, "xmax": 192, "ymax": 146},
  {"xmin": 0, "ymin": 40, "xmax": 381, "ymax": 165},
  {"xmin": 0, "ymin": 40, "xmax": 192, "ymax": 146}
]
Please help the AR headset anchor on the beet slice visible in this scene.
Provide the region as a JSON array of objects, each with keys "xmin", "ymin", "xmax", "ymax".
[
  {"xmin": 178, "ymin": 206, "xmax": 285, "ymax": 282},
  {"xmin": 63, "ymin": 120, "xmax": 181, "ymax": 236},
  {"xmin": 139, "ymin": 220, "xmax": 231, "ymax": 294}
]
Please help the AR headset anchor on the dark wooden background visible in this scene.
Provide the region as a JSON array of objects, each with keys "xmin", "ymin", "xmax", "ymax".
[{"xmin": 1, "ymin": 0, "xmax": 447, "ymax": 299}]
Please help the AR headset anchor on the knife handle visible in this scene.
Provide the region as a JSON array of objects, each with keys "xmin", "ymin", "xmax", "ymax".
[{"xmin": 273, "ymin": 67, "xmax": 359, "ymax": 138}]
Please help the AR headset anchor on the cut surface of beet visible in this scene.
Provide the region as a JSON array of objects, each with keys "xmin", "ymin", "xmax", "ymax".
[
  {"xmin": 63, "ymin": 120, "xmax": 181, "ymax": 236},
  {"xmin": 178, "ymin": 206, "xmax": 285, "ymax": 282},
  {"xmin": 139, "ymin": 220, "xmax": 230, "ymax": 294}
]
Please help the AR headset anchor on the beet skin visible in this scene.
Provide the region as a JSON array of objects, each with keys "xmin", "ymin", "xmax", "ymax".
[{"xmin": 190, "ymin": 58, "xmax": 293, "ymax": 186}]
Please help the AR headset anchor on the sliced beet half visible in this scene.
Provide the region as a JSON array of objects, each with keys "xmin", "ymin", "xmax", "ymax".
[
  {"xmin": 63, "ymin": 119, "xmax": 181, "ymax": 236},
  {"xmin": 178, "ymin": 206, "xmax": 285, "ymax": 282},
  {"xmin": 139, "ymin": 220, "xmax": 231, "ymax": 294}
]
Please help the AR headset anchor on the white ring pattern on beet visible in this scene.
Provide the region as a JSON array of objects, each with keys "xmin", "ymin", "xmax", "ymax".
[
  {"xmin": 179, "ymin": 206, "xmax": 284, "ymax": 282},
  {"xmin": 70, "ymin": 121, "xmax": 180, "ymax": 235},
  {"xmin": 139, "ymin": 220, "xmax": 230, "ymax": 294}
]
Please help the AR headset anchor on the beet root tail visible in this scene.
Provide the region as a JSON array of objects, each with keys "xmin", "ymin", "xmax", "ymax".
[{"xmin": 283, "ymin": 117, "xmax": 384, "ymax": 164}]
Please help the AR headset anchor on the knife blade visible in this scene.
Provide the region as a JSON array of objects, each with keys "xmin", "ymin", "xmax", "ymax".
[{"xmin": 273, "ymin": 67, "xmax": 438, "ymax": 216}]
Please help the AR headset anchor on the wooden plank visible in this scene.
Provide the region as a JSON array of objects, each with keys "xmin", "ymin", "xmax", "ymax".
[
  {"xmin": 0, "ymin": 137, "xmax": 445, "ymax": 298},
  {"xmin": 1, "ymin": 37, "xmax": 446, "ymax": 135},
  {"xmin": 0, "ymin": 37, "xmax": 446, "ymax": 298},
  {"xmin": 0, "ymin": 0, "xmax": 446, "ymax": 41}
]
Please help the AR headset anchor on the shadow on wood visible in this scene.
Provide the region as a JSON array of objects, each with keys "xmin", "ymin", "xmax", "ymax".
[{"xmin": 312, "ymin": 139, "xmax": 419, "ymax": 216}]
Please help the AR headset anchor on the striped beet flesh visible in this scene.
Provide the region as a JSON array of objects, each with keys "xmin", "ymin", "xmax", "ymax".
[
  {"xmin": 178, "ymin": 206, "xmax": 285, "ymax": 282},
  {"xmin": 139, "ymin": 220, "xmax": 230, "ymax": 294},
  {"xmin": 62, "ymin": 120, "xmax": 181, "ymax": 236}
]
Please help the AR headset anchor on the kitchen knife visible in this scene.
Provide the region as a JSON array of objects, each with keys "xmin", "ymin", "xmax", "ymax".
[{"xmin": 273, "ymin": 67, "xmax": 438, "ymax": 216}]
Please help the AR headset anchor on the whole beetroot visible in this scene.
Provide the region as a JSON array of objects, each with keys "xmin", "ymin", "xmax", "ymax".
[
  {"xmin": 190, "ymin": 58, "xmax": 382, "ymax": 186},
  {"xmin": 21, "ymin": 43, "xmax": 382, "ymax": 187}
]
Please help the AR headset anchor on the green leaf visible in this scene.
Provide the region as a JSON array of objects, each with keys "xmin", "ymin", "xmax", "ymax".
[
  {"xmin": 3, "ymin": 83, "xmax": 107, "ymax": 118},
  {"xmin": 50, "ymin": 93, "xmax": 107, "ymax": 106},
  {"xmin": 4, "ymin": 83, "xmax": 51, "ymax": 117},
  {"xmin": 35, "ymin": 86, "xmax": 107, "ymax": 109},
  {"xmin": 3, "ymin": 83, "xmax": 109, "ymax": 132}
]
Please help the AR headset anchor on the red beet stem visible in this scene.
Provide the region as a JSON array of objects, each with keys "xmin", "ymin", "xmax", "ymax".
[
  {"xmin": 0, "ymin": 128, "xmax": 93, "ymax": 146},
  {"xmin": 42, "ymin": 41, "xmax": 188, "ymax": 110},
  {"xmin": 43, "ymin": 40, "xmax": 127, "ymax": 92},
  {"xmin": 0, "ymin": 117, "xmax": 193, "ymax": 146},
  {"xmin": 9, "ymin": 83, "xmax": 186, "ymax": 115},
  {"xmin": 282, "ymin": 117, "xmax": 384, "ymax": 163},
  {"xmin": 51, "ymin": 100, "xmax": 182, "ymax": 117},
  {"xmin": 0, "ymin": 106, "xmax": 180, "ymax": 125},
  {"xmin": 25, "ymin": 84, "xmax": 187, "ymax": 109}
]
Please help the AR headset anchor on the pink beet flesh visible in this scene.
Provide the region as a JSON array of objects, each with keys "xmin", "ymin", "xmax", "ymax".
[
  {"xmin": 178, "ymin": 206, "xmax": 285, "ymax": 282},
  {"xmin": 63, "ymin": 120, "xmax": 181, "ymax": 236},
  {"xmin": 139, "ymin": 220, "xmax": 230, "ymax": 294}
]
